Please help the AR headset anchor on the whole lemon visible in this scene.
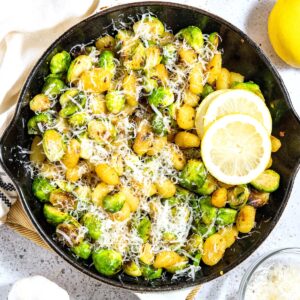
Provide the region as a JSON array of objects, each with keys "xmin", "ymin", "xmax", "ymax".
[{"xmin": 268, "ymin": 0, "xmax": 300, "ymax": 68}]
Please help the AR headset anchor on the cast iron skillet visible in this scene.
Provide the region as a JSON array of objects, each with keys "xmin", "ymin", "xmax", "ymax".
[{"xmin": 1, "ymin": 1, "xmax": 300, "ymax": 292}]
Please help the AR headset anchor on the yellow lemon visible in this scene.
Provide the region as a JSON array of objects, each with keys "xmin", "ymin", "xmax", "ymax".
[{"xmin": 268, "ymin": 0, "xmax": 300, "ymax": 68}]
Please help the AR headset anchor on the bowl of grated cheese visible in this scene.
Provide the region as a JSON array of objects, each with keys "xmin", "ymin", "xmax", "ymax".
[{"xmin": 239, "ymin": 248, "xmax": 300, "ymax": 300}]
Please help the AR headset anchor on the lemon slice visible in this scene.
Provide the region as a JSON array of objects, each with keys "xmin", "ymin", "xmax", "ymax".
[
  {"xmin": 195, "ymin": 90, "xmax": 229, "ymax": 138},
  {"xmin": 201, "ymin": 114, "xmax": 271, "ymax": 185},
  {"xmin": 203, "ymin": 89, "xmax": 272, "ymax": 134}
]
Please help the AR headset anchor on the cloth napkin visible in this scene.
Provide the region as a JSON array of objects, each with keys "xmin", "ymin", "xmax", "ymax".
[{"xmin": 0, "ymin": 0, "xmax": 102, "ymax": 222}]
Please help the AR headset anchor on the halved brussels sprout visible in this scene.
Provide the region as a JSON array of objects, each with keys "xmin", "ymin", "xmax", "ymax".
[
  {"xmin": 232, "ymin": 81, "xmax": 264, "ymax": 99},
  {"xmin": 68, "ymin": 112, "xmax": 88, "ymax": 128},
  {"xmin": 98, "ymin": 50, "xmax": 115, "ymax": 73},
  {"xmin": 250, "ymin": 170, "xmax": 280, "ymax": 193},
  {"xmin": 202, "ymin": 84, "xmax": 214, "ymax": 99},
  {"xmin": 67, "ymin": 55, "xmax": 92, "ymax": 83},
  {"xmin": 32, "ymin": 177, "xmax": 56, "ymax": 202},
  {"xmin": 151, "ymin": 114, "xmax": 169, "ymax": 136},
  {"xmin": 92, "ymin": 249, "xmax": 123, "ymax": 276},
  {"xmin": 141, "ymin": 264, "xmax": 162, "ymax": 280},
  {"xmin": 74, "ymin": 185, "xmax": 92, "ymax": 203},
  {"xmin": 197, "ymin": 174, "xmax": 218, "ymax": 195},
  {"xmin": 216, "ymin": 208, "xmax": 237, "ymax": 226},
  {"xmin": 133, "ymin": 16, "xmax": 165, "ymax": 40},
  {"xmin": 123, "ymin": 261, "xmax": 142, "ymax": 277},
  {"xmin": 43, "ymin": 204, "xmax": 69, "ymax": 225},
  {"xmin": 179, "ymin": 159, "xmax": 207, "ymax": 193},
  {"xmin": 196, "ymin": 223, "xmax": 216, "ymax": 238},
  {"xmin": 42, "ymin": 129, "xmax": 65, "ymax": 162},
  {"xmin": 248, "ymin": 190, "xmax": 270, "ymax": 208},
  {"xmin": 105, "ymin": 91, "xmax": 125, "ymax": 114},
  {"xmin": 56, "ymin": 222, "xmax": 83, "ymax": 247},
  {"xmin": 103, "ymin": 192, "xmax": 126, "ymax": 213},
  {"xmin": 42, "ymin": 77, "xmax": 66, "ymax": 97},
  {"xmin": 148, "ymin": 87, "xmax": 174, "ymax": 107},
  {"xmin": 162, "ymin": 44, "xmax": 177, "ymax": 66},
  {"xmin": 177, "ymin": 26, "xmax": 204, "ymax": 52},
  {"xmin": 29, "ymin": 94, "xmax": 50, "ymax": 112},
  {"xmin": 200, "ymin": 197, "xmax": 217, "ymax": 225},
  {"xmin": 208, "ymin": 32, "xmax": 219, "ymax": 49},
  {"xmin": 228, "ymin": 185, "xmax": 250, "ymax": 209},
  {"xmin": 27, "ymin": 113, "xmax": 52, "ymax": 135},
  {"xmin": 59, "ymin": 89, "xmax": 79, "ymax": 106},
  {"xmin": 50, "ymin": 51, "xmax": 71, "ymax": 74},
  {"xmin": 137, "ymin": 216, "xmax": 151, "ymax": 242},
  {"xmin": 49, "ymin": 189, "xmax": 76, "ymax": 210},
  {"xmin": 165, "ymin": 258, "xmax": 189, "ymax": 273},
  {"xmin": 95, "ymin": 35, "xmax": 116, "ymax": 51},
  {"xmin": 59, "ymin": 91, "xmax": 86, "ymax": 118},
  {"xmin": 144, "ymin": 46, "xmax": 162, "ymax": 69},
  {"xmin": 185, "ymin": 233, "xmax": 203, "ymax": 254},
  {"xmin": 72, "ymin": 241, "xmax": 92, "ymax": 259},
  {"xmin": 82, "ymin": 212, "xmax": 101, "ymax": 240}
]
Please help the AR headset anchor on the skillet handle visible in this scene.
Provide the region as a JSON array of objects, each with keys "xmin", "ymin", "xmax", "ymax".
[{"xmin": 134, "ymin": 286, "xmax": 201, "ymax": 300}]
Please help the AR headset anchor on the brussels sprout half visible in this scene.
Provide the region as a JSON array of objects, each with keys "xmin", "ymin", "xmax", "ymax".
[
  {"xmin": 32, "ymin": 177, "xmax": 56, "ymax": 202},
  {"xmin": 50, "ymin": 51, "xmax": 71, "ymax": 74},
  {"xmin": 42, "ymin": 129, "xmax": 65, "ymax": 162},
  {"xmin": 92, "ymin": 249, "xmax": 123, "ymax": 276}
]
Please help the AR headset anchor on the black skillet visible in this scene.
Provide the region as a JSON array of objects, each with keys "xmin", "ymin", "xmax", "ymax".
[{"xmin": 1, "ymin": 2, "xmax": 300, "ymax": 293}]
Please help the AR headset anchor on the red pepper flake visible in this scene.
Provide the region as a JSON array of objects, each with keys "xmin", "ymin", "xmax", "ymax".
[{"xmin": 279, "ymin": 131, "xmax": 285, "ymax": 137}]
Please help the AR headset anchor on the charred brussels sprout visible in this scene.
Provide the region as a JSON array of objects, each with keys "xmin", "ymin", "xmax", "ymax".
[
  {"xmin": 27, "ymin": 113, "xmax": 52, "ymax": 135},
  {"xmin": 42, "ymin": 77, "xmax": 66, "ymax": 97},
  {"xmin": 56, "ymin": 221, "xmax": 83, "ymax": 247},
  {"xmin": 50, "ymin": 51, "xmax": 71, "ymax": 74},
  {"xmin": 82, "ymin": 212, "xmax": 101, "ymax": 240},
  {"xmin": 141, "ymin": 264, "xmax": 162, "ymax": 280},
  {"xmin": 29, "ymin": 94, "xmax": 50, "ymax": 112},
  {"xmin": 72, "ymin": 241, "xmax": 92, "ymax": 259},
  {"xmin": 202, "ymin": 84, "xmax": 214, "ymax": 99},
  {"xmin": 32, "ymin": 177, "xmax": 56, "ymax": 202},
  {"xmin": 123, "ymin": 261, "xmax": 142, "ymax": 277},
  {"xmin": 151, "ymin": 114, "xmax": 169, "ymax": 136},
  {"xmin": 228, "ymin": 185, "xmax": 250, "ymax": 209},
  {"xmin": 179, "ymin": 159, "xmax": 207, "ymax": 193},
  {"xmin": 92, "ymin": 249, "xmax": 123, "ymax": 276},
  {"xmin": 250, "ymin": 170, "xmax": 280, "ymax": 193},
  {"xmin": 248, "ymin": 190, "xmax": 270, "ymax": 208},
  {"xmin": 185, "ymin": 233, "xmax": 203, "ymax": 254},
  {"xmin": 177, "ymin": 26, "xmax": 204, "ymax": 52},
  {"xmin": 232, "ymin": 81, "xmax": 264, "ymax": 99},
  {"xmin": 137, "ymin": 216, "xmax": 151, "ymax": 242},
  {"xmin": 148, "ymin": 87, "xmax": 174, "ymax": 107},
  {"xmin": 42, "ymin": 129, "xmax": 65, "ymax": 162},
  {"xmin": 105, "ymin": 91, "xmax": 125, "ymax": 114},
  {"xmin": 200, "ymin": 197, "xmax": 217, "ymax": 225},
  {"xmin": 216, "ymin": 208, "xmax": 237, "ymax": 226},
  {"xmin": 43, "ymin": 204, "xmax": 68, "ymax": 225},
  {"xmin": 103, "ymin": 192, "xmax": 126, "ymax": 213},
  {"xmin": 98, "ymin": 50, "xmax": 115, "ymax": 73},
  {"xmin": 67, "ymin": 55, "xmax": 92, "ymax": 83}
]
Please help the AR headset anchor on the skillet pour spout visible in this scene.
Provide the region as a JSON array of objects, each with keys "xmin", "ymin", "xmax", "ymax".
[{"xmin": 1, "ymin": 1, "xmax": 300, "ymax": 292}]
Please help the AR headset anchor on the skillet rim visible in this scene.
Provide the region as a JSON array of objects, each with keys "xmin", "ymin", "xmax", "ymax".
[{"xmin": 1, "ymin": 1, "xmax": 300, "ymax": 292}]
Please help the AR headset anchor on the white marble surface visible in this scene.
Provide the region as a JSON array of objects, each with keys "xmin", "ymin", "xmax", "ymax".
[{"xmin": 1, "ymin": 0, "xmax": 300, "ymax": 299}]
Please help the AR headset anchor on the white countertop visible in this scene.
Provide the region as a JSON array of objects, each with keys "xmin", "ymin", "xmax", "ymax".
[{"xmin": 1, "ymin": 0, "xmax": 300, "ymax": 299}]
